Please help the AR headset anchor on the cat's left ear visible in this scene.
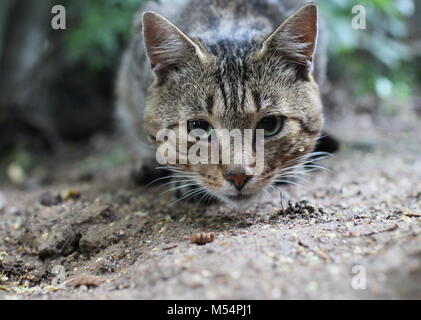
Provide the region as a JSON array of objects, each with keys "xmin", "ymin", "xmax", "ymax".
[{"xmin": 259, "ymin": 3, "xmax": 318, "ymax": 76}]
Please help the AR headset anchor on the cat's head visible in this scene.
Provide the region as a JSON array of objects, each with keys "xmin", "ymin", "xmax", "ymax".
[{"xmin": 142, "ymin": 4, "xmax": 324, "ymax": 206}]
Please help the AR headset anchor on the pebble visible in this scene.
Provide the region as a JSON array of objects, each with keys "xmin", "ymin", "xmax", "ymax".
[{"xmin": 191, "ymin": 232, "xmax": 215, "ymax": 245}]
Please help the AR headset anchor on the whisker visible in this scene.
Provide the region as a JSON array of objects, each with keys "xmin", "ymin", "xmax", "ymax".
[
  {"xmin": 277, "ymin": 170, "xmax": 310, "ymax": 177},
  {"xmin": 284, "ymin": 152, "xmax": 332, "ymax": 167},
  {"xmin": 302, "ymin": 164, "xmax": 335, "ymax": 174},
  {"xmin": 289, "ymin": 151, "xmax": 332, "ymax": 162},
  {"xmin": 172, "ymin": 187, "xmax": 207, "ymax": 204},
  {"xmin": 276, "ymin": 174, "xmax": 309, "ymax": 183},
  {"xmin": 145, "ymin": 173, "xmax": 197, "ymax": 189},
  {"xmin": 199, "ymin": 189, "xmax": 216, "ymax": 205},
  {"xmin": 283, "ymin": 156, "xmax": 330, "ymax": 170},
  {"xmin": 262, "ymin": 187, "xmax": 272, "ymax": 198},
  {"xmin": 268, "ymin": 184, "xmax": 281, "ymax": 196},
  {"xmin": 157, "ymin": 178, "xmax": 198, "ymax": 190},
  {"xmin": 198, "ymin": 191, "xmax": 209, "ymax": 204},
  {"xmin": 155, "ymin": 166, "xmax": 195, "ymax": 175},
  {"xmin": 273, "ymin": 179, "xmax": 304, "ymax": 188},
  {"xmin": 162, "ymin": 182, "xmax": 201, "ymax": 195}
]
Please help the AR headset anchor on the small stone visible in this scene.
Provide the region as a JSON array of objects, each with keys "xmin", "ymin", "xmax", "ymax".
[
  {"xmin": 191, "ymin": 232, "xmax": 215, "ymax": 245},
  {"xmin": 66, "ymin": 274, "xmax": 105, "ymax": 288},
  {"xmin": 134, "ymin": 211, "xmax": 149, "ymax": 217}
]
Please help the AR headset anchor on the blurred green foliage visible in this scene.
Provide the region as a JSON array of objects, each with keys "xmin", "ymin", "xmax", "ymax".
[
  {"xmin": 319, "ymin": 0, "xmax": 417, "ymax": 101},
  {"xmin": 63, "ymin": 0, "xmax": 147, "ymax": 69},
  {"xmin": 64, "ymin": 0, "xmax": 418, "ymax": 100}
]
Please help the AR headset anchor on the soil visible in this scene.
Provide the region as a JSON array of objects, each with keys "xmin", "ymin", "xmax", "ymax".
[{"xmin": 0, "ymin": 115, "xmax": 420, "ymax": 300}]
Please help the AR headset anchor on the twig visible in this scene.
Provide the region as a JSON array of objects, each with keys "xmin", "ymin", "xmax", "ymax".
[{"xmin": 362, "ymin": 224, "xmax": 399, "ymax": 237}]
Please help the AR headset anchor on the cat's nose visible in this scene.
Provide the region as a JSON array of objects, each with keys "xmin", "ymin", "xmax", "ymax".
[{"xmin": 224, "ymin": 172, "xmax": 252, "ymax": 191}]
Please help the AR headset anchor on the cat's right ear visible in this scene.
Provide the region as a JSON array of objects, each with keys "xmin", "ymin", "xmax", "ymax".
[{"xmin": 142, "ymin": 12, "xmax": 205, "ymax": 82}]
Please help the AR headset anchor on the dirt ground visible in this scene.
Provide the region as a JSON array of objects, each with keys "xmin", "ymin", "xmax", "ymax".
[{"xmin": 0, "ymin": 114, "xmax": 420, "ymax": 300}]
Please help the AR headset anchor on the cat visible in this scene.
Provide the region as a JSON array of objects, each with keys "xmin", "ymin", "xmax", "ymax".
[{"xmin": 116, "ymin": 0, "xmax": 331, "ymax": 206}]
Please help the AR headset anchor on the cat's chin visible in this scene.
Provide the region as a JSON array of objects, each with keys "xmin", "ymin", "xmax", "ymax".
[{"xmin": 217, "ymin": 192, "xmax": 261, "ymax": 209}]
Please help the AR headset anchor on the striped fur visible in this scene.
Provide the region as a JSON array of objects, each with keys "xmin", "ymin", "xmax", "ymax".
[{"xmin": 117, "ymin": 0, "xmax": 326, "ymax": 206}]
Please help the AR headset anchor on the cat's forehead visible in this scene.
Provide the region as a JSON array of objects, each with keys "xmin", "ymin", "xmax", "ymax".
[
  {"xmin": 203, "ymin": 37, "xmax": 259, "ymax": 59},
  {"xmin": 200, "ymin": 56, "xmax": 281, "ymax": 114},
  {"xmin": 178, "ymin": 45, "xmax": 298, "ymax": 126},
  {"xmin": 204, "ymin": 56, "xmax": 254, "ymax": 119}
]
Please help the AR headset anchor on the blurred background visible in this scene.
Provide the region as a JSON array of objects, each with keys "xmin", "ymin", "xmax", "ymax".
[{"xmin": 0, "ymin": 0, "xmax": 420, "ymax": 186}]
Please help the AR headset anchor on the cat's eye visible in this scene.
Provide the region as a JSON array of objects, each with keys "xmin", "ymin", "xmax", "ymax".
[
  {"xmin": 187, "ymin": 120, "xmax": 213, "ymax": 139},
  {"xmin": 256, "ymin": 116, "xmax": 285, "ymax": 137}
]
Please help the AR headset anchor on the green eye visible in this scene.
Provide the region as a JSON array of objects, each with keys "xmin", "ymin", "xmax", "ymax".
[
  {"xmin": 187, "ymin": 120, "xmax": 213, "ymax": 139},
  {"xmin": 256, "ymin": 116, "xmax": 285, "ymax": 137}
]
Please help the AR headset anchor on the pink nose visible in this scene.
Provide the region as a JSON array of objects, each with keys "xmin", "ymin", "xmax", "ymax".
[{"xmin": 224, "ymin": 173, "xmax": 251, "ymax": 191}]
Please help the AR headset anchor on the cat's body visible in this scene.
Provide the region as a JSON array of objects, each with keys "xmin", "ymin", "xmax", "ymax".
[{"xmin": 117, "ymin": 0, "xmax": 328, "ymax": 206}]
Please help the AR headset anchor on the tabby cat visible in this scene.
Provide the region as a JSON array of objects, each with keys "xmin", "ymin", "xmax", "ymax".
[{"xmin": 117, "ymin": 0, "xmax": 330, "ymax": 206}]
